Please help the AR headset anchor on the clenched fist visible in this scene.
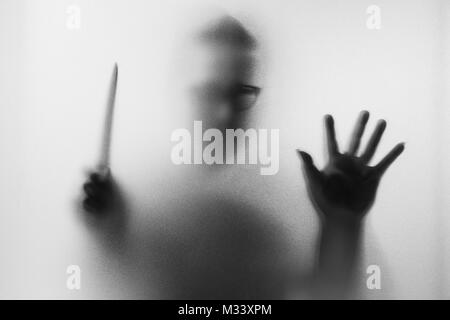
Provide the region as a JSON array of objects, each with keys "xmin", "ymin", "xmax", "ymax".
[{"xmin": 82, "ymin": 167, "xmax": 118, "ymax": 213}]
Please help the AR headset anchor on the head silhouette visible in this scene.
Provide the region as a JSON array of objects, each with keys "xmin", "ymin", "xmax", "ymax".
[{"xmin": 187, "ymin": 15, "xmax": 260, "ymax": 132}]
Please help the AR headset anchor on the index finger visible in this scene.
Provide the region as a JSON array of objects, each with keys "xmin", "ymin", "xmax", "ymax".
[{"xmin": 325, "ymin": 114, "xmax": 339, "ymax": 158}]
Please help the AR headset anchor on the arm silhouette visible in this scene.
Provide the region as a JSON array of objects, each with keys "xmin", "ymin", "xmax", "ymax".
[{"xmin": 298, "ymin": 110, "xmax": 404, "ymax": 298}]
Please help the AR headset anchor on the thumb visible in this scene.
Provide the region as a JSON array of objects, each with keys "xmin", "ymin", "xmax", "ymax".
[
  {"xmin": 297, "ymin": 150, "xmax": 321, "ymax": 184},
  {"xmin": 97, "ymin": 165, "xmax": 111, "ymax": 180}
]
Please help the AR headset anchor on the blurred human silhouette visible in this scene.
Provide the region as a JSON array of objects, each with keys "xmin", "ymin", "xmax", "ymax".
[
  {"xmin": 81, "ymin": 15, "xmax": 289, "ymax": 299},
  {"xmin": 80, "ymin": 14, "xmax": 405, "ymax": 299}
]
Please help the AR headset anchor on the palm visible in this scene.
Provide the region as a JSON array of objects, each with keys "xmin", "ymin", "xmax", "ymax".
[{"xmin": 299, "ymin": 111, "xmax": 404, "ymax": 219}]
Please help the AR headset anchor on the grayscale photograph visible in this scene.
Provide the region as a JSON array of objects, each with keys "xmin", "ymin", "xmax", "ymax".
[{"xmin": 0, "ymin": 0, "xmax": 449, "ymax": 305}]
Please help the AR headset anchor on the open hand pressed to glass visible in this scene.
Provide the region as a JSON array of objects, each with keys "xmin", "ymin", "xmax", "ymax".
[
  {"xmin": 298, "ymin": 110, "xmax": 405, "ymax": 221},
  {"xmin": 297, "ymin": 110, "xmax": 405, "ymax": 298}
]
